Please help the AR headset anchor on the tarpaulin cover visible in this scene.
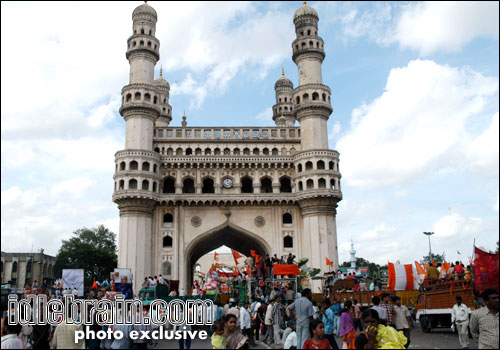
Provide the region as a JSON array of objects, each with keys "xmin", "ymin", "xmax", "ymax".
[
  {"xmin": 273, "ymin": 264, "xmax": 300, "ymax": 276},
  {"xmin": 114, "ymin": 283, "xmax": 133, "ymax": 299},
  {"xmin": 473, "ymin": 246, "xmax": 499, "ymax": 293}
]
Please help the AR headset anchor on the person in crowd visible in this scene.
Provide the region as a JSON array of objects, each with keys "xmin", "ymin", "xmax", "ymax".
[
  {"xmin": 249, "ymin": 298, "xmax": 261, "ymax": 343},
  {"xmin": 370, "ymin": 296, "xmax": 387, "ymax": 325},
  {"xmin": 302, "ymin": 319, "xmax": 331, "ymax": 349},
  {"xmin": 287, "ymin": 253, "xmax": 294, "ymax": 265},
  {"xmin": 465, "ymin": 265, "xmax": 472, "ymax": 282},
  {"xmin": 283, "ymin": 321, "xmax": 297, "ymax": 349},
  {"xmin": 330, "ymin": 299, "xmax": 342, "ymax": 335},
  {"xmin": 282, "ymin": 320, "xmax": 294, "ymax": 346},
  {"xmin": 339, "ymin": 301, "xmax": 356, "ymax": 349},
  {"xmin": 263, "ymin": 297, "xmax": 275, "ymax": 345},
  {"xmin": 110, "ymin": 323, "xmax": 132, "ymax": 349},
  {"xmin": 287, "ymin": 288, "xmax": 314, "ymax": 349},
  {"xmin": 320, "ymin": 299, "xmax": 338, "ymax": 349},
  {"xmin": 392, "ymin": 296, "xmax": 411, "ymax": 348},
  {"xmin": 211, "ymin": 319, "xmax": 226, "ymax": 349},
  {"xmin": 355, "ymin": 309, "xmax": 407, "ymax": 349},
  {"xmin": 451, "ymin": 295, "xmax": 469, "ymax": 349},
  {"xmin": 51, "ymin": 318, "xmax": 85, "ymax": 349},
  {"xmin": 1, "ymin": 316, "xmax": 24, "ymax": 349},
  {"xmin": 380, "ymin": 293, "xmax": 395, "ymax": 328},
  {"xmin": 426, "ymin": 263, "xmax": 439, "ymax": 283},
  {"xmin": 132, "ymin": 305, "xmax": 153, "ymax": 350},
  {"xmin": 228, "ymin": 301, "xmax": 240, "ymax": 328},
  {"xmin": 353, "ymin": 299, "xmax": 363, "ymax": 332},
  {"xmin": 239, "ymin": 302, "xmax": 254, "ymax": 346},
  {"xmin": 272, "ymin": 295, "xmax": 286, "ymax": 346},
  {"xmin": 224, "ymin": 314, "xmax": 249, "ymax": 349},
  {"xmin": 470, "ymin": 289, "xmax": 499, "ymax": 349},
  {"xmin": 265, "ymin": 255, "xmax": 273, "ymax": 279},
  {"xmin": 85, "ymin": 305, "xmax": 101, "ymax": 349},
  {"xmin": 453, "ymin": 262, "xmax": 465, "ymax": 280},
  {"xmin": 255, "ymin": 254, "xmax": 264, "ymax": 280},
  {"xmin": 142, "ymin": 278, "xmax": 150, "ymax": 289}
]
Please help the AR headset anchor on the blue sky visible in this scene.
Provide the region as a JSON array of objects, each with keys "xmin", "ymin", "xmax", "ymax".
[{"xmin": 1, "ymin": 1, "xmax": 498, "ymax": 266}]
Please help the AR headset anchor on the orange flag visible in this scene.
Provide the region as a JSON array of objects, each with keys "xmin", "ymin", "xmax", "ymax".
[
  {"xmin": 214, "ymin": 263, "xmax": 221, "ymax": 269},
  {"xmin": 415, "ymin": 261, "xmax": 427, "ymax": 278},
  {"xmin": 250, "ymin": 250, "xmax": 257, "ymax": 257},
  {"xmin": 214, "ymin": 252, "xmax": 218, "ymax": 260},
  {"xmin": 91, "ymin": 280, "xmax": 98, "ymax": 290},
  {"xmin": 326, "ymin": 258, "xmax": 333, "ymax": 266}
]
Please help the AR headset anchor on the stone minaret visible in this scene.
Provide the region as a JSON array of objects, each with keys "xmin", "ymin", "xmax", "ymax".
[
  {"xmin": 273, "ymin": 67, "xmax": 295, "ymax": 127},
  {"xmin": 114, "ymin": 2, "xmax": 166, "ymax": 292},
  {"xmin": 350, "ymin": 240, "xmax": 356, "ymax": 268},
  {"xmin": 292, "ymin": 2, "xmax": 342, "ymax": 285}
]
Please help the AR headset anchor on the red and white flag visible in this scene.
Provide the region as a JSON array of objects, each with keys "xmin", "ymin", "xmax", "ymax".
[{"xmin": 388, "ymin": 262, "xmax": 420, "ymax": 291}]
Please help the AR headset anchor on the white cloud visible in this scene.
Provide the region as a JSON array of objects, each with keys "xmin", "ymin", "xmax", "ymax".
[
  {"xmin": 360, "ymin": 224, "xmax": 396, "ymax": 240},
  {"xmin": 338, "ymin": 2, "xmax": 499, "ymax": 55},
  {"xmin": 467, "ymin": 112, "xmax": 499, "ymax": 178},
  {"xmin": 432, "ymin": 213, "xmax": 484, "ymax": 241},
  {"xmin": 394, "ymin": 2, "xmax": 499, "ymax": 55},
  {"xmin": 328, "ymin": 121, "xmax": 342, "ymax": 140},
  {"xmin": 336, "ymin": 59, "xmax": 498, "ymax": 189},
  {"xmin": 254, "ymin": 107, "xmax": 274, "ymax": 126}
]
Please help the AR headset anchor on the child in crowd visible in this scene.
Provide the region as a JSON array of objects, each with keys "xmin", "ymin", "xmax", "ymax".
[
  {"xmin": 211, "ymin": 319, "xmax": 226, "ymax": 349},
  {"xmin": 302, "ymin": 319, "xmax": 332, "ymax": 349}
]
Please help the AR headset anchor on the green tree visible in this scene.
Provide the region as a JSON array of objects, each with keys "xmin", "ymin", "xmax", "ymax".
[
  {"xmin": 54, "ymin": 225, "xmax": 118, "ymax": 288},
  {"xmin": 341, "ymin": 257, "xmax": 387, "ymax": 279},
  {"xmin": 420, "ymin": 252, "xmax": 446, "ymax": 265}
]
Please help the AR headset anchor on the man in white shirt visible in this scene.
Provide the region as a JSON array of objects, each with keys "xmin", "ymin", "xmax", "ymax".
[
  {"xmin": 1, "ymin": 321, "xmax": 24, "ymax": 349},
  {"xmin": 452, "ymin": 296, "xmax": 470, "ymax": 349},
  {"xmin": 240, "ymin": 302, "xmax": 254, "ymax": 345},
  {"xmin": 263, "ymin": 299, "xmax": 275, "ymax": 345}
]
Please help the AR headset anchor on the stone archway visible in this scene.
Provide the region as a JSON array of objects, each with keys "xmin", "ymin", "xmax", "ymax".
[{"xmin": 184, "ymin": 221, "xmax": 271, "ymax": 290}]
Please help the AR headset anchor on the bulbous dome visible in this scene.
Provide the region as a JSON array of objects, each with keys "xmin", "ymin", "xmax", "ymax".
[
  {"xmin": 154, "ymin": 76, "xmax": 170, "ymax": 89},
  {"xmin": 294, "ymin": 3, "xmax": 318, "ymax": 20},
  {"xmin": 133, "ymin": 2, "xmax": 157, "ymax": 20},
  {"xmin": 275, "ymin": 73, "xmax": 293, "ymax": 90}
]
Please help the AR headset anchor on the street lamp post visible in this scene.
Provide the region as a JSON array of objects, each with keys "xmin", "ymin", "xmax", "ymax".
[{"xmin": 423, "ymin": 232, "xmax": 434, "ymax": 257}]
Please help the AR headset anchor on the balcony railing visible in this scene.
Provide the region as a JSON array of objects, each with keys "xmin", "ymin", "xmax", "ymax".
[{"xmin": 154, "ymin": 127, "xmax": 300, "ymax": 141}]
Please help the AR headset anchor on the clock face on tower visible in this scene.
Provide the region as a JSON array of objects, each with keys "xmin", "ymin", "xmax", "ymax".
[{"xmin": 223, "ymin": 178, "xmax": 233, "ymax": 189}]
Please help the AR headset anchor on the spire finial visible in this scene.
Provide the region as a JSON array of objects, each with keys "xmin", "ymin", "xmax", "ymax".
[
  {"xmin": 160, "ymin": 65, "xmax": 163, "ymax": 78},
  {"xmin": 281, "ymin": 66, "xmax": 285, "ymax": 76},
  {"xmin": 303, "ymin": 1, "xmax": 307, "ymax": 6}
]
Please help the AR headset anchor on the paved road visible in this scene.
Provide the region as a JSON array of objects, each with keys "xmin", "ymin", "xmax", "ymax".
[{"xmin": 144, "ymin": 326, "xmax": 478, "ymax": 349}]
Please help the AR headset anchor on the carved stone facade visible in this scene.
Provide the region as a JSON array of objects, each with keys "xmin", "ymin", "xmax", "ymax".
[{"xmin": 113, "ymin": 2, "xmax": 342, "ymax": 293}]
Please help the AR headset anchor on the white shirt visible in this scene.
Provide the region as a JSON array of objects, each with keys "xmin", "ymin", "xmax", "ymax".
[
  {"xmin": 72, "ymin": 288, "xmax": 78, "ymax": 296},
  {"xmin": 452, "ymin": 303, "xmax": 469, "ymax": 323},
  {"xmin": 265, "ymin": 303, "xmax": 274, "ymax": 325},
  {"xmin": 1, "ymin": 334, "xmax": 24, "ymax": 349},
  {"xmin": 179, "ymin": 288, "xmax": 186, "ymax": 296},
  {"xmin": 284, "ymin": 331, "xmax": 297, "ymax": 349},
  {"xmin": 251, "ymin": 301, "xmax": 261, "ymax": 319},
  {"xmin": 240, "ymin": 307, "xmax": 251, "ymax": 329}
]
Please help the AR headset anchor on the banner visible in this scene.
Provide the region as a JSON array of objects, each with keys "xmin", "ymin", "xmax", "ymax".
[
  {"xmin": 473, "ymin": 246, "xmax": 499, "ymax": 293},
  {"xmin": 62, "ymin": 269, "xmax": 84, "ymax": 297},
  {"xmin": 273, "ymin": 264, "xmax": 300, "ymax": 276},
  {"xmin": 388, "ymin": 263, "xmax": 419, "ymax": 291}
]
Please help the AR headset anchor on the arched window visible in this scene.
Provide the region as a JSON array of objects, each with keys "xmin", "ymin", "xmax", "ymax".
[
  {"xmin": 163, "ymin": 213, "xmax": 173, "ymax": 223},
  {"xmin": 12, "ymin": 261, "xmax": 18, "ymax": 273},
  {"xmin": 153, "ymin": 164, "xmax": 157, "ymax": 173},
  {"xmin": 163, "ymin": 236, "xmax": 173, "ymax": 248},
  {"xmin": 263, "ymin": 148, "xmax": 269, "ymax": 155},
  {"xmin": 153, "ymin": 96, "xmax": 157, "ymax": 104},
  {"xmin": 303, "ymin": 93, "xmax": 309, "ymax": 101},
  {"xmin": 284, "ymin": 236, "xmax": 293, "ymax": 248},
  {"xmin": 202, "ymin": 178, "xmax": 215, "ymax": 194},
  {"xmin": 298, "ymin": 164, "xmax": 303, "ymax": 172},
  {"xmin": 205, "ymin": 148, "xmax": 211, "ymax": 155},
  {"xmin": 149, "ymin": 29, "xmax": 152, "ymax": 35},
  {"xmin": 224, "ymin": 148, "xmax": 231, "ymax": 155},
  {"xmin": 195, "ymin": 148, "xmax": 202, "ymax": 155},
  {"xmin": 312, "ymin": 92, "xmax": 319, "ymax": 100},
  {"xmin": 253, "ymin": 148, "xmax": 259, "ymax": 155},
  {"xmin": 147, "ymin": 41, "xmax": 151, "ymax": 47},
  {"xmin": 306, "ymin": 179, "xmax": 314, "ymax": 189},
  {"xmin": 185, "ymin": 148, "xmax": 192, "ymax": 155},
  {"xmin": 130, "ymin": 161, "xmax": 138, "ymax": 170},
  {"xmin": 183, "ymin": 178, "xmax": 195, "ymax": 193},
  {"xmin": 126, "ymin": 94, "xmax": 132, "ymax": 102},
  {"xmin": 142, "ymin": 162, "xmax": 150, "ymax": 171},
  {"xmin": 331, "ymin": 179, "xmax": 335, "ymax": 190},
  {"xmin": 329, "ymin": 161, "xmax": 334, "ymax": 170},
  {"xmin": 129, "ymin": 179, "xmax": 138, "ymax": 189},
  {"xmin": 154, "ymin": 147, "xmax": 160, "ymax": 153},
  {"xmin": 305, "ymin": 161, "xmax": 313, "ymax": 171},
  {"xmin": 281, "ymin": 148, "xmax": 288, "ymax": 155},
  {"xmin": 163, "ymin": 177, "xmax": 175, "ymax": 193},
  {"xmin": 233, "ymin": 148, "xmax": 240, "ymax": 155},
  {"xmin": 119, "ymin": 180, "xmax": 125, "ymax": 190},
  {"xmin": 167, "ymin": 148, "xmax": 174, "ymax": 155},
  {"xmin": 307, "ymin": 29, "xmax": 311, "ymax": 35},
  {"xmin": 142, "ymin": 180, "xmax": 149, "ymax": 190},
  {"xmin": 141, "ymin": 28, "xmax": 144, "ymax": 34},
  {"xmin": 296, "ymin": 96, "xmax": 300, "ymax": 104},
  {"xmin": 322, "ymin": 93, "xmax": 327, "ymax": 101},
  {"xmin": 243, "ymin": 148, "xmax": 250, "ymax": 155},
  {"xmin": 152, "ymin": 182, "xmax": 157, "ymax": 192},
  {"xmin": 241, "ymin": 177, "xmax": 253, "ymax": 193},
  {"xmin": 298, "ymin": 181, "xmax": 303, "ymax": 191},
  {"xmin": 317, "ymin": 160, "xmax": 325, "ymax": 170},
  {"xmin": 280, "ymin": 177, "xmax": 292, "ymax": 193},
  {"xmin": 144, "ymin": 93, "xmax": 151, "ymax": 102},
  {"xmin": 261, "ymin": 178, "xmax": 272, "ymax": 193},
  {"xmin": 140, "ymin": 40, "xmax": 144, "ymax": 46},
  {"xmin": 214, "ymin": 148, "xmax": 221, "ymax": 155},
  {"xmin": 162, "ymin": 261, "xmax": 172, "ymax": 275},
  {"xmin": 176, "ymin": 148, "xmax": 183, "ymax": 156},
  {"xmin": 120, "ymin": 162, "xmax": 126, "ymax": 171},
  {"xmin": 283, "ymin": 213, "xmax": 292, "ymax": 224},
  {"xmin": 272, "ymin": 148, "xmax": 279, "ymax": 155},
  {"xmin": 318, "ymin": 178, "xmax": 326, "ymax": 188},
  {"xmin": 135, "ymin": 92, "xmax": 141, "ymax": 100}
]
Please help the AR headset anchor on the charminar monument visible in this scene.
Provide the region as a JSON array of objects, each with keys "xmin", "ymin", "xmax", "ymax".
[{"xmin": 113, "ymin": 1, "xmax": 343, "ymax": 293}]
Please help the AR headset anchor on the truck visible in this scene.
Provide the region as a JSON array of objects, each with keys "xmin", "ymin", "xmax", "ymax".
[{"xmin": 415, "ymin": 280, "xmax": 475, "ymax": 333}]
